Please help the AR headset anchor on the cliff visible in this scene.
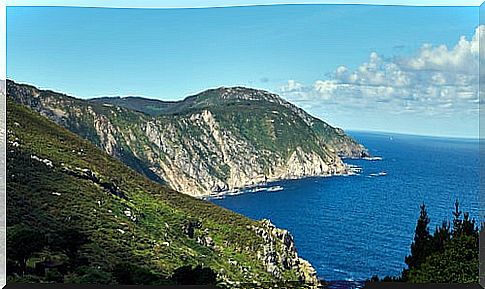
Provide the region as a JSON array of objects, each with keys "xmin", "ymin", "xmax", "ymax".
[
  {"xmin": 8, "ymin": 80, "xmax": 368, "ymax": 197},
  {"xmin": 7, "ymin": 99, "xmax": 319, "ymax": 286}
]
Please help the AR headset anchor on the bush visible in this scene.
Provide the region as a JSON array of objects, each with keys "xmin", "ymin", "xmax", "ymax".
[
  {"xmin": 45, "ymin": 269, "xmax": 64, "ymax": 283},
  {"xmin": 112, "ymin": 262, "xmax": 169, "ymax": 285},
  {"xmin": 171, "ymin": 265, "xmax": 217, "ymax": 285},
  {"xmin": 74, "ymin": 266, "xmax": 112, "ymax": 284}
]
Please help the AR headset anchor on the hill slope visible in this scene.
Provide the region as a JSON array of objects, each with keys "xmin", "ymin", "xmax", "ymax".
[
  {"xmin": 8, "ymin": 80, "xmax": 368, "ymax": 196},
  {"xmin": 7, "ymin": 98, "xmax": 318, "ymax": 286}
]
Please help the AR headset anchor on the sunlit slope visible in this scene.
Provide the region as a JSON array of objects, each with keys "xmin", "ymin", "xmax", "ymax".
[
  {"xmin": 7, "ymin": 99, "xmax": 318, "ymax": 285},
  {"xmin": 9, "ymin": 81, "xmax": 368, "ymax": 196}
]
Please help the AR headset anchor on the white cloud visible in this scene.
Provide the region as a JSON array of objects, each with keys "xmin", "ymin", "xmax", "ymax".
[
  {"xmin": 281, "ymin": 79, "xmax": 303, "ymax": 92},
  {"xmin": 280, "ymin": 25, "xmax": 483, "ymax": 118}
]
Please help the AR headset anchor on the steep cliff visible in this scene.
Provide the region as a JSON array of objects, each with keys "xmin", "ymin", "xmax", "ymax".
[
  {"xmin": 8, "ymin": 80, "xmax": 368, "ymax": 196},
  {"xmin": 7, "ymin": 99, "xmax": 319, "ymax": 286}
]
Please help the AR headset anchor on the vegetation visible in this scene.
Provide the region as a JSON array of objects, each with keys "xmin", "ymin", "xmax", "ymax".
[
  {"xmin": 11, "ymin": 80, "xmax": 479, "ymax": 286},
  {"xmin": 6, "ymin": 99, "xmax": 309, "ymax": 285},
  {"xmin": 7, "ymin": 80, "xmax": 367, "ymax": 196},
  {"xmin": 404, "ymin": 201, "xmax": 480, "ymax": 283},
  {"xmin": 369, "ymin": 201, "xmax": 480, "ymax": 283}
]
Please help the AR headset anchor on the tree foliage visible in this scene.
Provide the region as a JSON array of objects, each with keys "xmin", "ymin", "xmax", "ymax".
[
  {"xmin": 404, "ymin": 203, "xmax": 432, "ymax": 270},
  {"xmin": 171, "ymin": 265, "xmax": 218, "ymax": 285},
  {"xmin": 112, "ymin": 262, "xmax": 170, "ymax": 285},
  {"xmin": 403, "ymin": 200, "xmax": 479, "ymax": 283},
  {"xmin": 7, "ymin": 224, "xmax": 47, "ymax": 275}
]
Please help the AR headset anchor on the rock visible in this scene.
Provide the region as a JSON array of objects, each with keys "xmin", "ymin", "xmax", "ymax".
[
  {"xmin": 62, "ymin": 165, "xmax": 127, "ymax": 200},
  {"xmin": 123, "ymin": 208, "xmax": 137, "ymax": 222},
  {"xmin": 251, "ymin": 219, "xmax": 319, "ymax": 285},
  {"xmin": 182, "ymin": 219, "xmax": 201, "ymax": 238},
  {"xmin": 30, "ymin": 155, "xmax": 53, "ymax": 168},
  {"xmin": 196, "ymin": 235, "xmax": 214, "ymax": 247}
]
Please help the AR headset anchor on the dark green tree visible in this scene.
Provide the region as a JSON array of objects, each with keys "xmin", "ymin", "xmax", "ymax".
[
  {"xmin": 49, "ymin": 228, "xmax": 89, "ymax": 264},
  {"xmin": 7, "ymin": 225, "xmax": 47, "ymax": 275},
  {"xmin": 461, "ymin": 212, "xmax": 478, "ymax": 237},
  {"xmin": 431, "ymin": 221, "xmax": 451, "ymax": 253},
  {"xmin": 451, "ymin": 200, "xmax": 477, "ymax": 238},
  {"xmin": 112, "ymin": 262, "xmax": 168, "ymax": 285},
  {"xmin": 171, "ymin": 265, "xmax": 217, "ymax": 285},
  {"xmin": 404, "ymin": 203, "xmax": 433, "ymax": 270},
  {"xmin": 407, "ymin": 234, "xmax": 478, "ymax": 283},
  {"xmin": 452, "ymin": 200, "xmax": 463, "ymax": 237},
  {"xmin": 402, "ymin": 200, "xmax": 480, "ymax": 283}
]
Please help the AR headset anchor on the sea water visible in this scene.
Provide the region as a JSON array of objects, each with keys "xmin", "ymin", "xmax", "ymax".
[{"xmin": 212, "ymin": 131, "xmax": 480, "ymax": 282}]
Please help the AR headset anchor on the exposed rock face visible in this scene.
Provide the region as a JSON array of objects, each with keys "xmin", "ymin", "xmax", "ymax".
[
  {"xmin": 252, "ymin": 219, "xmax": 318, "ymax": 285},
  {"xmin": 139, "ymin": 109, "xmax": 349, "ymax": 196},
  {"xmin": 7, "ymin": 99, "xmax": 321, "ymax": 285},
  {"xmin": 7, "ymin": 80, "xmax": 369, "ymax": 197}
]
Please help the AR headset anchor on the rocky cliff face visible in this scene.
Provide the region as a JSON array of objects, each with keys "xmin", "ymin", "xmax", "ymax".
[
  {"xmin": 7, "ymin": 99, "xmax": 320, "ymax": 285},
  {"xmin": 7, "ymin": 80, "xmax": 368, "ymax": 197},
  {"xmin": 138, "ymin": 109, "xmax": 349, "ymax": 196},
  {"xmin": 251, "ymin": 219, "xmax": 318, "ymax": 285}
]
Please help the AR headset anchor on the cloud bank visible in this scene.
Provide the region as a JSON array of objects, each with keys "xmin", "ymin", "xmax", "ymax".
[{"xmin": 280, "ymin": 26, "xmax": 482, "ymax": 119}]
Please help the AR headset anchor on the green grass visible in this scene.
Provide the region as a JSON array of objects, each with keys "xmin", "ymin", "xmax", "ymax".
[{"xmin": 7, "ymin": 98, "xmax": 309, "ymax": 285}]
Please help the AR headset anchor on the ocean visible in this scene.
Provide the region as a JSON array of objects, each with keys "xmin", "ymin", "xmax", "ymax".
[{"xmin": 212, "ymin": 131, "xmax": 480, "ymax": 282}]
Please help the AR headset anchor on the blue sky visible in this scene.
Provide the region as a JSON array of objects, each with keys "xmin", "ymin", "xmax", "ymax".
[
  {"xmin": 7, "ymin": 5, "xmax": 480, "ymax": 137},
  {"xmin": 5, "ymin": 0, "xmax": 484, "ymax": 7}
]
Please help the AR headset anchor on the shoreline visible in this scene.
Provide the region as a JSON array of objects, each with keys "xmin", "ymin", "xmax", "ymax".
[{"xmin": 200, "ymin": 161, "xmax": 368, "ymax": 201}]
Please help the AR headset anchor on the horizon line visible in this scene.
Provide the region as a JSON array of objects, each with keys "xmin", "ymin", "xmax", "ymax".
[{"xmin": 347, "ymin": 129, "xmax": 481, "ymax": 140}]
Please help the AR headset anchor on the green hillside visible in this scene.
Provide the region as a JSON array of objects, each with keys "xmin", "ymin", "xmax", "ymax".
[
  {"xmin": 8, "ymin": 80, "xmax": 368, "ymax": 196},
  {"xmin": 6, "ymin": 98, "xmax": 318, "ymax": 287}
]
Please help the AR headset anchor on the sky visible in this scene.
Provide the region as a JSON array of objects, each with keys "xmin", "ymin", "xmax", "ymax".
[
  {"xmin": 5, "ymin": 0, "xmax": 485, "ymax": 7},
  {"xmin": 0, "ymin": 1, "xmax": 4, "ymax": 79},
  {"xmin": 6, "ymin": 4, "xmax": 481, "ymax": 138}
]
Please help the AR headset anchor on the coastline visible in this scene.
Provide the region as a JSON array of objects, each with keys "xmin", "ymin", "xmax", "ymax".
[{"xmin": 200, "ymin": 162, "xmax": 366, "ymax": 201}]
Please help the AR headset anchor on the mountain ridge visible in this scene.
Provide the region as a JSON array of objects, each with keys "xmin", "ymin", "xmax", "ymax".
[
  {"xmin": 7, "ymin": 79, "xmax": 369, "ymax": 196},
  {"xmin": 6, "ymin": 97, "xmax": 319, "ymax": 286}
]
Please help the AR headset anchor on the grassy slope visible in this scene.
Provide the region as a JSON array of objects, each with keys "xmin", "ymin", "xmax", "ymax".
[
  {"xmin": 208, "ymin": 102, "xmax": 333, "ymax": 160},
  {"xmin": 7, "ymin": 99, "xmax": 303, "ymax": 284}
]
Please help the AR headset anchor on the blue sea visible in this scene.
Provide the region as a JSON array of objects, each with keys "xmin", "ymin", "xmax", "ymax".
[{"xmin": 212, "ymin": 131, "xmax": 480, "ymax": 282}]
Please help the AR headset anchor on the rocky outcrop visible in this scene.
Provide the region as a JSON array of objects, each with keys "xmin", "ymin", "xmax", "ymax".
[
  {"xmin": 176, "ymin": 216, "xmax": 319, "ymax": 285},
  {"xmin": 62, "ymin": 165, "xmax": 126, "ymax": 200},
  {"xmin": 7, "ymin": 80, "xmax": 369, "ymax": 197},
  {"xmin": 252, "ymin": 219, "xmax": 318, "ymax": 285}
]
